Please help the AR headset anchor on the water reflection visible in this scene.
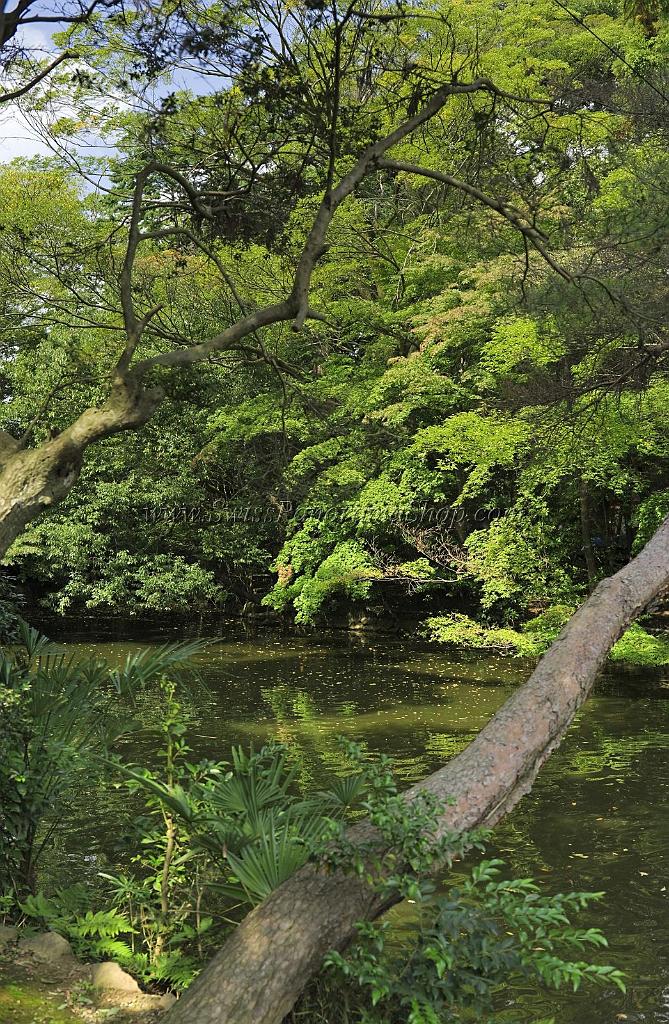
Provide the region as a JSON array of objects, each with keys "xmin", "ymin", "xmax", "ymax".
[{"xmin": 40, "ymin": 628, "xmax": 669, "ymax": 1023}]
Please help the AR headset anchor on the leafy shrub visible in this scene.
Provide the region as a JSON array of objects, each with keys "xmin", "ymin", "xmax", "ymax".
[
  {"xmin": 522, "ymin": 604, "xmax": 575, "ymax": 636},
  {"xmin": 421, "ymin": 613, "xmax": 540, "ymax": 656},
  {"xmin": 95, "ymin": 695, "xmax": 372, "ymax": 989},
  {"xmin": 423, "ymin": 607, "xmax": 669, "ymax": 666},
  {"xmin": 609, "ymin": 622, "xmax": 669, "ymax": 665},
  {"xmin": 21, "ymin": 888, "xmax": 134, "ymax": 962},
  {"xmin": 8, "ymin": 710, "xmax": 627, "ymax": 1012},
  {"xmin": 309, "ymin": 744, "xmax": 625, "ymax": 1024},
  {"xmin": 0, "ymin": 626, "xmax": 206, "ymax": 904},
  {"xmin": 265, "ymin": 537, "xmax": 381, "ymax": 623}
]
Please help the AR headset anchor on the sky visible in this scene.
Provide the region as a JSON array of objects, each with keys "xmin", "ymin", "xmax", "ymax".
[
  {"xmin": 0, "ymin": 13, "xmax": 222, "ymax": 166},
  {"xmin": 1, "ymin": 23, "xmax": 58, "ymax": 160},
  {"xmin": 1, "ymin": 108, "xmax": 53, "ymax": 160}
]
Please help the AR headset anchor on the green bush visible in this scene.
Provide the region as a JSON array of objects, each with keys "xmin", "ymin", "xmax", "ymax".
[
  {"xmin": 609, "ymin": 622, "xmax": 669, "ymax": 665},
  {"xmin": 308, "ymin": 744, "xmax": 625, "ymax": 1024},
  {"xmin": 0, "ymin": 626, "xmax": 206, "ymax": 905},
  {"xmin": 422, "ymin": 608, "xmax": 669, "ymax": 666},
  {"xmin": 421, "ymin": 613, "xmax": 540, "ymax": 656},
  {"xmin": 3, "ymin": 635, "xmax": 628, "ymax": 1010}
]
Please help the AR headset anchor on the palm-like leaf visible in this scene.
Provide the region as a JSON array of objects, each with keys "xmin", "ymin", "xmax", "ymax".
[
  {"xmin": 108, "ymin": 640, "xmax": 209, "ymax": 695},
  {"xmin": 205, "ymin": 745, "xmax": 295, "ymax": 819},
  {"xmin": 109, "ymin": 738, "xmax": 371, "ymax": 910},
  {"xmin": 316, "ymin": 772, "xmax": 368, "ymax": 810},
  {"xmin": 106, "ymin": 762, "xmax": 198, "ymax": 822},
  {"xmin": 225, "ymin": 807, "xmax": 325, "ymax": 904},
  {"xmin": 17, "ymin": 621, "xmax": 57, "ymax": 662}
]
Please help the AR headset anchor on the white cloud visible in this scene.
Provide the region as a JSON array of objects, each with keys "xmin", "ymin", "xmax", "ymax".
[
  {"xmin": 0, "ymin": 21, "xmax": 60, "ymax": 162},
  {"xmin": 16, "ymin": 23, "xmax": 58, "ymax": 53}
]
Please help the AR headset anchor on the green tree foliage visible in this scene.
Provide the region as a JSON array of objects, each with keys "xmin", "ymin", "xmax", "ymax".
[
  {"xmin": 422, "ymin": 608, "xmax": 669, "ymax": 665},
  {"xmin": 303, "ymin": 744, "xmax": 625, "ymax": 1023},
  {"xmin": 0, "ymin": 0, "xmax": 667, "ymax": 633}
]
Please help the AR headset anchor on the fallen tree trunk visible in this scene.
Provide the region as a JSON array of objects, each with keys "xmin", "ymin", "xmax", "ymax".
[{"xmin": 165, "ymin": 513, "xmax": 669, "ymax": 1024}]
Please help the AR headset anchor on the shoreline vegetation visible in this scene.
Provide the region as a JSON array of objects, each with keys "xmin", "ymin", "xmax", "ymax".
[
  {"xmin": 1, "ymin": 0, "xmax": 669, "ymax": 1018},
  {"xmin": 17, "ymin": 604, "xmax": 669, "ymax": 669},
  {"xmin": 422, "ymin": 608, "xmax": 669, "ymax": 665},
  {"xmin": 0, "ymin": 629, "xmax": 631, "ymax": 1022}
]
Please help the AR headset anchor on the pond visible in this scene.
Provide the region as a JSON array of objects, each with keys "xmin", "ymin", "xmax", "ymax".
[{"xmin": 41, "ymin": 626, "xmax": 669, "ymax": 1024}]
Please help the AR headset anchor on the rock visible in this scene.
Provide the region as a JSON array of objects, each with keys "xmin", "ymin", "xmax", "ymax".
[
  {"xmin": 91, "ymin": 961, "xmax": 141, "ymax": 993},
  {"xmin": 19, "ymin": 931, "xmax": 74, "ymax": 961},
  {"xmin": 158, "ymin": 992, "xmax": 177, "ymax": 1010},
  {"xmin": 0, "ymin": 925, "xmax": 18, "ymax": 948}
]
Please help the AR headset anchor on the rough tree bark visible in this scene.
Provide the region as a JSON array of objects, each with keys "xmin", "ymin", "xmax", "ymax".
[
  {"xmin": 0, "ymin": 378, "xmax": 162, "ymax": 556},
  {"xmin": 165, "ymin": 513, "xmax": 669, "ymax": 1024}
]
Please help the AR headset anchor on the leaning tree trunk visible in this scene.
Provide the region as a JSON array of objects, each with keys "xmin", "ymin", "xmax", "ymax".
[
  {"xmin": 0, "ymin": 377, "xmax": 162, "ymax": 557},
  {"xmin": 166, "ymin": 514, "xmax": 669, "ymax": 1024}
]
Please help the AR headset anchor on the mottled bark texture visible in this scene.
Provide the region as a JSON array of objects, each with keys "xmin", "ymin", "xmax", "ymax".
[
  {"xmin": 0, "ymin": 378, "xmax": 162, "ymax": 557},
  {"xmin": 166, "ymin": 514, "xmax": 669, "ymax": 1024}
]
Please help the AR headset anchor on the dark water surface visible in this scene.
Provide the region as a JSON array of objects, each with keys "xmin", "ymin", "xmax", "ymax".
[{"xmin": 48, "ymin": 628, "xmax": 669, "ymax": 1023}]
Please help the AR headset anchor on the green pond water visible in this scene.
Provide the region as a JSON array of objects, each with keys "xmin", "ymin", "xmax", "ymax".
[{"xmin": 42, "ymin": 628, "xmax": 669, "ymax": 1024}]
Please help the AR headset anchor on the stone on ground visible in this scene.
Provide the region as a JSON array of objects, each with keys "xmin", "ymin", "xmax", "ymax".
[
  {"xmin": 18, "ymin": 932, "xmax": 74, "ymax": 962},
  {"xmin": 91, "ymin": 961, "xmax": 141, "ymax": 993},
  {"xmin": 0, "ymin": 926, "xmax": 17, "ymax": 948}
]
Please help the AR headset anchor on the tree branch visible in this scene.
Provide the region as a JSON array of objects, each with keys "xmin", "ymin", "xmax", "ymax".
[
  {"xmin": 289, "ymin": 78, "xmax": 502, "ymax": 331},
  {"xmin": 123, "ymin": 78, "xmax": 504, "ymax": 375},
  {"xmin": 116, "ymin": 167, "xmax": 149, "ymax": 372},
  {"xmin": 0, "ymin": 50, "xmax": 73, "ymax": 105},
  {"xmin": 119, "ymin": 78, "xmax": 565, "ymax": 381},
  {"xmin": 376, "ymin": 158, "xmax": 573, "ymax": 282}
]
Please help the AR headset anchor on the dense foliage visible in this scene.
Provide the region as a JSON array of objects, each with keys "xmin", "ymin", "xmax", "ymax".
[
  {"xmin": 0, "ymin": 624, "xmax": 205, "ymax": 902},
  {"xmin": 0, "ymin": 0, "xmax": 667, "ymax": 646},
  {"xmin": 0, "ymin": 3, "xmax": 668, "ymax": 1020},
  {"xmin": 0, "ymin": 639, "xmax": 627, "ymax": 1014},
  {"xmin": 317, "ymin": 745, "xmax": 626, "ymax": 1022}
]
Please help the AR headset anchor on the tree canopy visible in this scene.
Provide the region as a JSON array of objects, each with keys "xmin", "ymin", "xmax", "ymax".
[{"xmin": 0, "ymin": 0, "xmax": 667, "ymax": 630}]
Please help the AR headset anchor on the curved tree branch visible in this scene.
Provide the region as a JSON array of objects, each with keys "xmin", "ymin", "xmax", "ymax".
[
  {"xmin": 0, "ymin": 75, "xmax": 572, "ymax": 570},
  {"xmin": 124, "ymin": 77, "xmax": 522, "ymax": 376},
  {"xmin": 376, "ymin": 158, "xmax": 573, "ymax": 282},
  {"xmin": 0, "ymin": 50, "xmax": 73, "ymax": 105}
]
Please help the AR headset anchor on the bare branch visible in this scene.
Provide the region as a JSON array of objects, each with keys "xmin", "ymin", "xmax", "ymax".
[
  {"xmin": 132, "ymin": 299, "xmax": 297, "ymax": 372},
  {"xmin": 143, "ymin": 162, "xmax": 216, "ymax": 222}
]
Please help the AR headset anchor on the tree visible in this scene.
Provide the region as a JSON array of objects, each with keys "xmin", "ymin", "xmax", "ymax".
[
  {"xmin": 1, "ymin": 1, "xmax": 669, "ymax": 1019},
  {"xmin": 4, "ymin": 1, "xmax": 668, "ymax": 620},
  {"xmin": 163, "ymin": 511, "xmax": 669, "ymax": 1023},
  {"xmin": 0, "ymin": 17, "xmax": 576, "ymax": 559},
  {"xmin": 9, "ymin": 0, "xmax": 643, "ymax": 561},
  {"xmin": 0, "ymin": 0, "xmax": 91, "ymax": 104}
]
